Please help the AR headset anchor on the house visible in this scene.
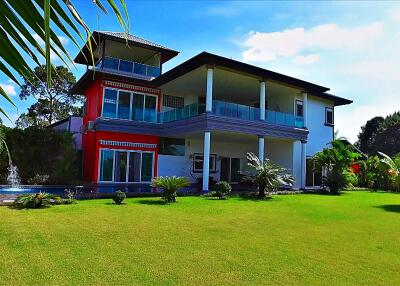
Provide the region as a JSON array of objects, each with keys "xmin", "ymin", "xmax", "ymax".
[
  {"xmin": 48, "ymin": 116, "xmax": 83, "ymax": 150},
  {"xmin": 69, "ymin": 31, "xmax": 352, "ymax": 190}
]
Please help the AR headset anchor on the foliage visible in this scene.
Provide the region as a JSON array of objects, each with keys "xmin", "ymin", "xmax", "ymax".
[
  {"xmin": 64, "ymin": 186, "xmax": 84, "ymax": 202},
  {"xmin": 356, "ymin": 112, "xmax": 400, "ymax": 156},
  {"xmin": 313, "ymin": 140, "xmax": 360, "ymax": 194},
  {"xmin": 113, "ymin": 190, "xmax": 127, "ymax": 205},
  {"xmin": 0, "ymin": 0, "xmax": 129, "ymax": 120},
  {"xmin": 379, "ymin": 152, "xmax": 400, "ymax": 192},
  {"xmin": 245, "ymin": 152, "xmax": 294, "ymax": 198},
  {"xmin": 27, "ymin": 174, "xmax": 50, "ymax": 185},
  {"xmin": 152, "ymin": 176, "xmax": 190, "ymax": 202},
  {"xmin": 0, "ymin": 127, "xmax": 81, "ymax": 184},
  {"xmin": 358, "ymin": 154, "xmax": 397, "ymax": 191},
  {"xmin": 345, "ymin": 169, "xmax": 358, "ymax": 189},
  {"xmin": 212, "ymin": 181, "xmax": 232, "ymax": 199},
  {"xmin": 16, "ymin": 65, "xmax": 81, "ymax": 128},
  {"xmin": 13, "ymin": 192, "xmax": 61, "ymax": 209}
]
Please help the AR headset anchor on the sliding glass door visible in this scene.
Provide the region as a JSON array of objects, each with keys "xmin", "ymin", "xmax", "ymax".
[
  {"xmin": 102, "ymin": 88, "xmax": 157, "ymax": 123},
  {"xmin": 99, "ymin": 149, "xmax": 154, "ymax": 183}
]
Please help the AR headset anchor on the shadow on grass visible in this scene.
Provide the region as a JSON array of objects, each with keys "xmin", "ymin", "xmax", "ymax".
[
  {"xmin": 136, "ymin": 199, "xmax": 168, "ymax": 206},
  {"xmin": 374, "ymin": 205, "xmax": 400, "ymax": 213}
]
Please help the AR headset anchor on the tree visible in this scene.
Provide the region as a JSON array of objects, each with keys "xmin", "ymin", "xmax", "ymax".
[
  {"xmin": 0, "ymin": 0, "xmax": 129, "ymax": 119},
  {"xmin": 371, "ymin": 112, "xmax": 400, "ymax": 156},
  {"xmin": 16, "ymin": 65, "xmax": 81, "ymax": 127},
  {"xmin": 356, "ymin": 116, "xmax": 384, "ymax": 154},
  {"xmin": 314, "ymin": 140, "xmax": 360, "ymax": 193},
  {"xmin": 245, "ymin": 152, "xmax": 294, "ymax": 198}
]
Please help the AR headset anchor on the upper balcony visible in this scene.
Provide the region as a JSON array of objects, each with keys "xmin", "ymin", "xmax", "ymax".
[{"xmin": 96, "ymin": 57, "xmax": 161, "ymax": 80}]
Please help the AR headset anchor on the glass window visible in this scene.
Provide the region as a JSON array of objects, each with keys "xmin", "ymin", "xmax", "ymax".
[
  {"xmin": 296, "ymin": 100, "xmax": 303, "ymax": 117},
  {"xmin": 102, "ymin": 58, "xmax": 119, "ymax": 70},
  {"xmin": 103, "ymin": 89, "xmax": 118, "ymax": 118},
  {"xmin": 118, "ymin": 91, "xmax": 131, "ymax": 119},
  {"xmin": 159, "ymin": 138, "xmax": 185, "ymax": 156},
  {"xmin": 134, "ymin": 63, "xmax": 146, "ymax": 75},
  {"xmin": 144, "ymin": 96, "xmax": 157, "ymax": 123},
  {"xmin": 131, "ymin": 93, "xmax": 144, "ymax": 121},
  {"xmin": 141, "ymin": 153, "xmax": 153, "ymax": 182},
  {"xmin": 119, "ymin": 60, "xmax": 133, "ymax": 73},
  {"xmin": 193, "ymin": 154, "xmax": 216, "ymax": 172},
  {"xmin": 326, "ymin": 107, "xmax": 334, "ymax": 125},
  {"xmin": 114, "ymin": 151, "xmax": 128, "ymax": 182},
  {"xmin": 100, "ymin": 150, "xmax": 114, "ymax": 181},
  {"xmin": 128, "ymin": 152, "xmax": 141, "ymax": 182}
]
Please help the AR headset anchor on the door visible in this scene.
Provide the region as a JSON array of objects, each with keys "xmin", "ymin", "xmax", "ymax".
[
  {"xmin": 230, "ymin": 158, "xmax": 240, "ymax": 182},
  {"xmin": 220, "ymin": 157, "xmax": 230, "ymax": 182}
]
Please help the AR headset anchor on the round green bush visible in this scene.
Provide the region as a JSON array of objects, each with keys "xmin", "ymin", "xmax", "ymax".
[
  {"xmin": 113, "ymin": 190, "xmax": 126, "ymax": 205},
  {"xmin": 212, "ymin": 181, "xmax": 232, "ymax": 199}
]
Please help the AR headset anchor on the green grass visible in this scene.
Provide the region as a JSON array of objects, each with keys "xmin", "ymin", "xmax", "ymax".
[{"xmin": 1, "ymin": 191, "xmax": 399, "ymax": 285}]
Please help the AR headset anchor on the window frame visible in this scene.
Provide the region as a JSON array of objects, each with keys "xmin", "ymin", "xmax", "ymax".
[
  {"xmin": 295, "ymin": 99, "xmax": 304, "ymax": 117},
  {"xmin": 192, "ymin": 153, "xmax": 217, "ymax": 173},
  {"xmin": 101, "ymin": 87, "xmax": 158, "ymax": 123},
  {"xmin": 98, "ymin": 148, "xmax": 155, "ymax": 183},
  {"xmin": 325, "ymin": 107, "xmax": 334, "ymax": 126}
]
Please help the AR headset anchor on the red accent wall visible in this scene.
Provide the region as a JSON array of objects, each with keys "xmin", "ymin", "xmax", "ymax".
[{"xmin": 81, "ymin": 78, "xmax": 162, "ymax": 183}]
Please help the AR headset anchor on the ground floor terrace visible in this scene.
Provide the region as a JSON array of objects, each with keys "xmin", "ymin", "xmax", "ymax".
[
  {"xmin": 83, "ymin": 129, "xmax": 309, "ymax": 190},
  {"xmin": 1, "ymin": 191, "xmax": 399, "ymax": 285}
]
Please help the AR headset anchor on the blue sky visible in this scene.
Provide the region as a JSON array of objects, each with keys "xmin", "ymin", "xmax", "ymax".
[{"xmin": 1, "ymin": 1, "xmax": 399, "ymax": 142}]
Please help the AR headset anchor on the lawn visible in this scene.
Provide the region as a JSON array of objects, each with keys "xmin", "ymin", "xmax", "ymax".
[{"xmin": 0, "ymin": 191, "xmax": 399, "ymax": 285}]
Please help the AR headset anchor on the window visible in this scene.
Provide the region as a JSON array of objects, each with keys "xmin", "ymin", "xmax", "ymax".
[
  {"xmin": 192, "ymin": 153, "xmax": 217, "ymax": 172},
  {"xmin": 99, "ymin": 149, "xmax": 154, "ymax": 182},
  {"xmin": 163, "ymin": 95, "xmax": 184, "ymax": 109},
  {"xmin": 325, "ymin": 107, "xmax": 334, "ymax": 125},
  {"xmin": 159, "ymin": 138, "xmax": 185, "ymax": 156},
  {"xmin": 295, "ymin": 100, "xmax": 303, "ymax": 117},
  {"xmin": 102, "ymin": 88, "xmax": 157, "ymax": 123}
]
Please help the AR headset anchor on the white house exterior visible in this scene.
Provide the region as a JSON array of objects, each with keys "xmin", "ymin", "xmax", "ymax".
[{"xmin": 69, "ymin": 31, "xmax": 352, "ymax": 190}]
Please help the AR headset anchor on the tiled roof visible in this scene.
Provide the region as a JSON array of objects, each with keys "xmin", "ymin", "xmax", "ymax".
[{"xmin": 97, "ymin": 31, "xmax": 176, "ymax": 52}]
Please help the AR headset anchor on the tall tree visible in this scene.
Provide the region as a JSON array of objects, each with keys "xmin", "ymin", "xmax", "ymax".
[
  {"xmin": 371, "ymin": 112, "xmax": 400, "ymax": 156},
  {"xmin": 356, "ymin": 116, "xmax": 384, "ymax": 154},
  {"xmin": 16, "ymin": 65, "xmax": 81, "ymax": 127},
  {"xmin": 0, "ymin": 0, "xmax": 129, "ymax": 119}
]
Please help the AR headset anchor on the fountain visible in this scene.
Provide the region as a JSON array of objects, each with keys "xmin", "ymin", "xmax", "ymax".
[{"xmin": 1, "ymin": 139, "xmax": 21, "ymax": 190}]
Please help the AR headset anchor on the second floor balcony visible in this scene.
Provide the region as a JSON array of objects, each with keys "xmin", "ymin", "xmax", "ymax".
[{"xmin": 96, "ymin": 57, "xmax": 161, "ymax": 80}]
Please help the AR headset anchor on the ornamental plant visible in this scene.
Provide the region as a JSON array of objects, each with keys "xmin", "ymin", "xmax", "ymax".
[
  {"xmin": 152, "ymin": 176, "xmax": 190, "ymax": 203},
  {"xmin": 113, "ymin": 190, "xmax": 127, "ymax": 205},
  {"xmin": 13, "ymin": 192, "xmax": 61, "ymax": 209},
  {"xmin": 212, "ymin": 181, "xmax": 232, "ymax": 200}
]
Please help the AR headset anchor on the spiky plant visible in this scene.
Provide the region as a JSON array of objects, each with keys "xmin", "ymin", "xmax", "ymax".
[
  {"xmin": 152, "ymin": 176, "xmax": 190, "ymax": 202},
  {"xmin": 379, "ymin": 152, "xmax": 400, "ymax": 192},
  {"xmin": 245, "ymin": 152, "xmax": 294, "ymax": 198},
  {"xmin": 13, "ymin": 192, "xmax": 61, "ymax": 209}
]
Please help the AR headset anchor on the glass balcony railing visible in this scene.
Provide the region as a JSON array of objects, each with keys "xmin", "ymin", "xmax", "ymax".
[
  {"xmin": 158, "ymin": 100, "xmax": 304, "ymax": 128},
  {"xmin": 96, "ymin": 57, "xmax": 161, "ymax": 78}
]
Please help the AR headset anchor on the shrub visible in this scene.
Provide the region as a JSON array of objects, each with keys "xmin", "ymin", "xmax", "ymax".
[
  {"xmin": 325, "ymin": 167, "xmax": 348, "ymax": 194},
  {"xmin": 112, "ymin": 190, "xmax": 126, "ymax": 205},
  {"xmin": 345, "ymin": 169, "xmax": 358, "ymax": 189},
  {"xmin": 212, "ymin": 181, "xmax": 232, "ymax": 199},
  {"xmin": 13, "ymin": 192, "xmax": 61, "ymax": 209},
  {"xmin": 152, "ymin": 176, "xmax": 190, "ymax": 202},
  {"xmin": 27, "ymin": 174, "xmax": 50, "ymax": 185}
]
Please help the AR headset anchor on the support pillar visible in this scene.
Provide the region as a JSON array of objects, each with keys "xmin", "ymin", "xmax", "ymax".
[
  {"xmin": 206, "ymin": 67, "xmax": 214, "ymax": 112},
  {"xmin": 258, "ymin": 136, "xmax": 265, "ymax": 163},
  {"xmin": 259, "ymin": 80, "xmax": 266, "ymax": 120},
  {"xmin": 202, "ymin": 131, "xmax": 211, "ymax": 192},
  {"xmin": 302, "ymin": 91, "xmax": 308, "ymax": 128},
  {"xmin": 301, "ymin": 140, "xmax": 307, "ymax": 189}
]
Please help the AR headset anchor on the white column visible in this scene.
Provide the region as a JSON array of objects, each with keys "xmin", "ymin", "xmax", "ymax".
[
  {"xmin": 258, "ymin": 136, "xmax": 265, "ymax": 163},
  {"xmin": 202, "ymin": 131, "xmax": 211, "ymax": 191},
  {"xmin": 206, "ymin": 67, "xmax": 214, "ymax": 112},
  {"xmin": 301, "ymin": 140, "xmax": 307, "ymax": 189},
  {"xmin": 302, "ymin": 91, "xmax": 308, "ymax": 128},
  {"xmin": 259, "ymin": 80, "xmax": 266, "ymax": 120}
]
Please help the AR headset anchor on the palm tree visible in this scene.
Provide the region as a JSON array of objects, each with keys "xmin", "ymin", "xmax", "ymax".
[
  {"xmin": 379, "ymin": 151, "xmax": 400, "ymax": 192},
  {"xmin": 0, "ymin": 0, "xmax": 129, "ymax": 119},
  {"xmin": 246, "ymin": 152, "xmax": 294, "ymax": 198}
]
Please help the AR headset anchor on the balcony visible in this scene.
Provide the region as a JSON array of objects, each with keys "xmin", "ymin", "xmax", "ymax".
[
  {"xmin": 96, "ymin": 57, "xmax": 161, "ymax": 80},
  {"xmin": 158, "ymin": 100, "xmax": 304, "ymax": 128}
]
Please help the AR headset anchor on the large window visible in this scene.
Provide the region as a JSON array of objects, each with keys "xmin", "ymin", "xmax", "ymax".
[
  {"xmin": 102, "ymin": 87, "xmax": 157, "ymax": 123},
  {"xmin": 192, "ymin": 153, "xmax": 217, "ymax": 173},
  {"xmin": 325, "ymin": 107, "xmax": 334, "ymax": 126},
  {"xmin": 159, "ymin": 138, "xmax": 185, "ymax": 156},
  {"xmin": 99, "ymin": 149, "xmax": 154, "ymax": 182}
]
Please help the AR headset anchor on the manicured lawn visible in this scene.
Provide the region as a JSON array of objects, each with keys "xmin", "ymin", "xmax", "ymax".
[{"xmin": 0, "ymin": 191, "xmax": 399, "ymax": 285}]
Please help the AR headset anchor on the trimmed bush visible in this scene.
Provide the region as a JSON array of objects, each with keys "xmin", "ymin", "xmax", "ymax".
[
  {"xmin": 212, "ymin": 181, "xmax": 232, "ymax": 199},
  {"xmin": 112, "ymin": 190, "xmax": 126, "ymax": 205}
]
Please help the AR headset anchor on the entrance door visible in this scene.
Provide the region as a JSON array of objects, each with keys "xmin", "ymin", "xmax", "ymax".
[{"xmin": 220, "ymin": 157, "xmax": 230, "ymax": 182}]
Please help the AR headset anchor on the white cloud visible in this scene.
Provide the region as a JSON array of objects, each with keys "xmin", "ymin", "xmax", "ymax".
[
  {"xmin": 32, "ymin": 34, "xmax": 69, "ymax": 61},
  {"xmin": 0, "ymin": 83, "xmax": 17, "ymax": 96},
  {"xmin": 239, "ymin": 12, "xmax": 400, "ymax": 143},
  {"xmin": 293, "ymin": 54, "xmax": 320, "ymax": 65},
  {"xmin": 242, "ymin": 22, "xmax": 383, "ymax": 62}
]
